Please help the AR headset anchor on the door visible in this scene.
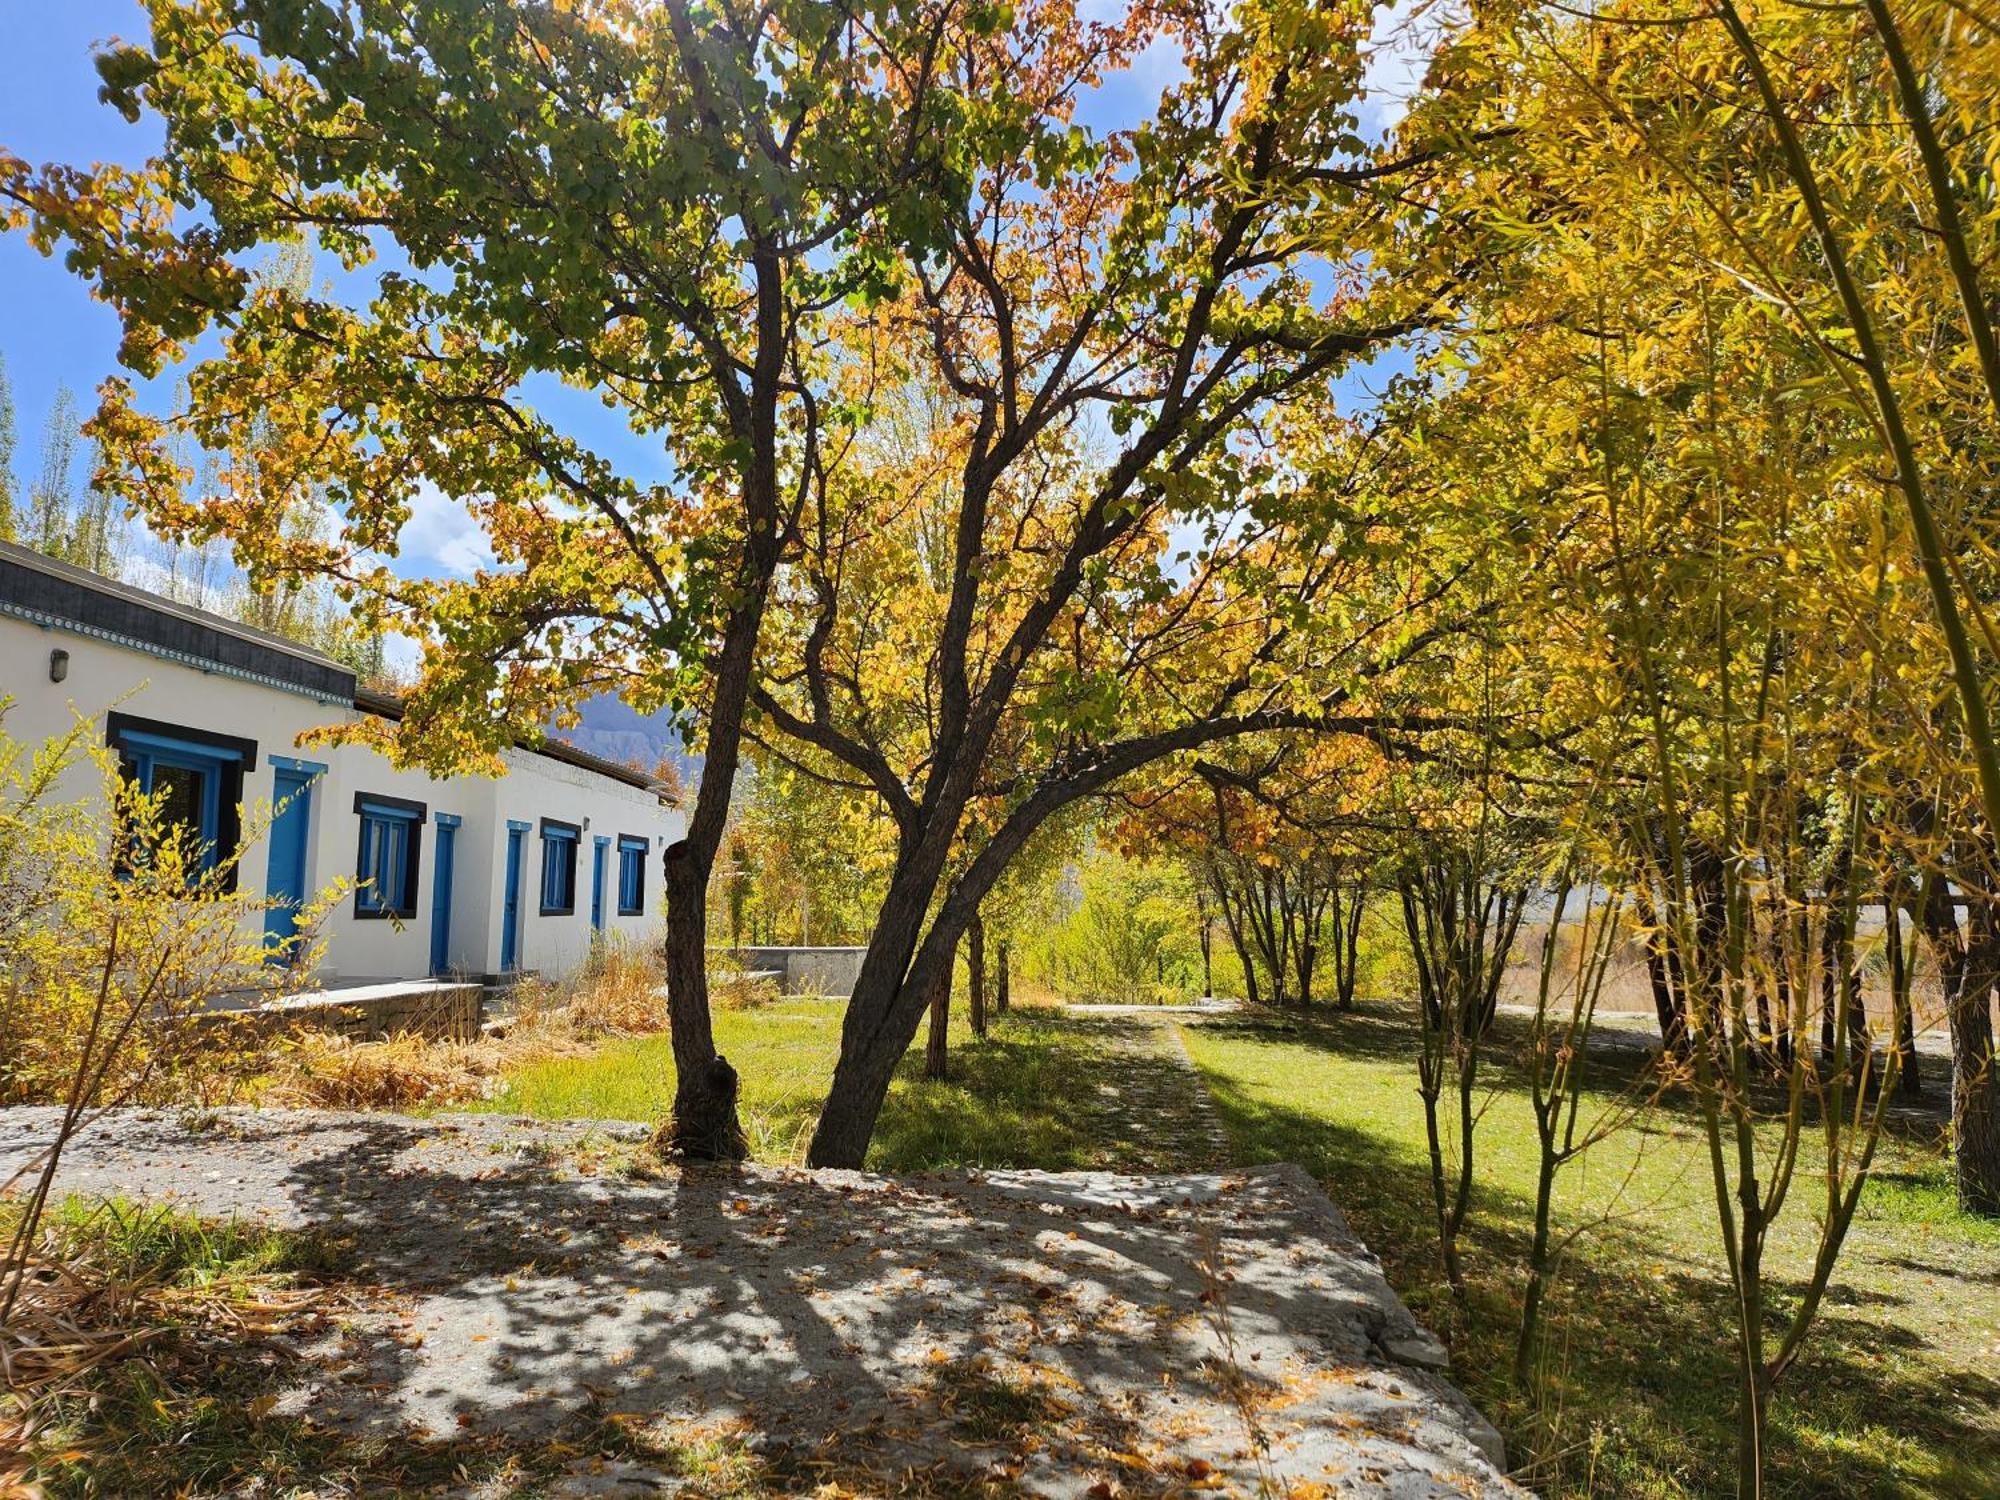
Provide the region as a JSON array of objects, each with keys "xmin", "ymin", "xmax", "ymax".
[
  {"xmin": 429, "ymin": 815, "xmax": 459, "ymax": 976},
  {"xmin": 262, "ymin": 761, "xmax": 319, "ymax": 964},
  {"xmin": 590, "ymin": 836, "xmax": 610, "ymax": 933},
  {"xmin": 501, "ymin": 822, "xmax": 528, "ymax": 972}
]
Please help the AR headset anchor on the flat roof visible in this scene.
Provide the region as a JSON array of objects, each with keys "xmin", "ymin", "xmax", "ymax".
[
  {"xmin": 0, "ymin": 539, "xmax": 356, "ymax": 701},
  {"xmin": 2, "ymin": 541, "xmax": 676, "ymax": 802},
  {"xmin": 356, "ymin": 688, "xmax": 677, "ymax": 799}
]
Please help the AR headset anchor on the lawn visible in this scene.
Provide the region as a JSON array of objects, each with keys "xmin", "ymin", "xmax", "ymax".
[
  {"xmin": 1175, "ymin": 1003, "xmax": 2000, "ymax": 1500},
  {"xmin": 22, "ymin": 994, "xmax": 1993, "ymax": 1497},
  {"xmin": 476, "ymin": 998, "xmax": 1223, "ymax": 1173}
]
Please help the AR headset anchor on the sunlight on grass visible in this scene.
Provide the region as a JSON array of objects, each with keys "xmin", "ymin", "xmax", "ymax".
[
  {"xmin": 1176, "ymin": 1005, "xmax": 2000, "ymax": 1500},
  {"xmin": 474, "ymin": 999, "xmax": 1143, "ymax": 1171}
]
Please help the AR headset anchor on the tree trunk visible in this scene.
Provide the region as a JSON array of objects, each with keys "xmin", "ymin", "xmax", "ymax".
[
  {"xmin": 1951, "ymin": 976, "xmax": 2000, "ymax": 1213},
  {"xmin": 663, "ymin": 839, "xmax": 747, "ymax": 1160},
  {"xmin": 1883, "ymin": 890, "xmax": 1921, "ymax": 1097},
  {"xmin": 1198, "ymin": 893, "xmax": 1214, "ymax": 997},
  {"xmin": 1950, "ymin": 911, "xmax": 2000, "ymax": 1215},
  {"xmin": 1635, "ymin": 884, "xmax": 1688, "ymax": 1056},
  {"xmin": 996, "ymin": 939, "xmax": 1010, "ymax": 1015},
  {"xmin": 1917, "ymin": 876, "xmax": 2000, "ymax": 1214},
  {"xmin": 924, "ymin": 967, "xmax": 950, "ymax": 1081},
  {"xmin": 1212, "ymin": 870, "xmax": 1262, "ymax": 1006},
  {"xmin": 657, "ymin": 583, "xmax": 769, "ymax": 1162},
  {"xmin": 1334, "ymin": 882, "xmax": 1363, "ymax": 1010},
  {"xmin": 967, "ymin": 913, "xmax": 987, "ymax": 1038}
]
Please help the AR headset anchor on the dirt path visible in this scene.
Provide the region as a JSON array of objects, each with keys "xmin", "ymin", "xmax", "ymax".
[{"xmin": 1060, "ymin": 1014, "xmax": 1236, "ymax": 1174}]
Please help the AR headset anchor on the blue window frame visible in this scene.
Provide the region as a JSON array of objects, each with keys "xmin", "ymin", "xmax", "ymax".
[
  {"xmin": 616, "ymin": 834, "xmax": 648, "ymax": 917},
  {"xmin": 354, "ymin": 793, "xmax": 426, "ymax": 919},
  {"xmin": 107, "ymin": 713, "xmax": 254, "ymax": 889},
  {"xmin": 539, "ymin": 818, "xmax": 580, "ymax": 916}
]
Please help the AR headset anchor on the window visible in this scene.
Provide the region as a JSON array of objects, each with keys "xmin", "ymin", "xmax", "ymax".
[
  {"xmin": 354, "ymin": 793, "xmax": 425, "ymax": 919},
  {"xmin": 539, "ymin": 818, "xmax": 580, "ymax": 915},
  {"xmin": 107, "ymin": 713, "xmax": 254, "ymax": 889},
  {"xmin": 616, "ymin": 835, "xmax": 648, "ymax": 916}
]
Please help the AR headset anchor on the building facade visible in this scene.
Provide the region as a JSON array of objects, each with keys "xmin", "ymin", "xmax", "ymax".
[{"xmin": 0, "ymin": 541, "xmax": 681, "ymax": 986}]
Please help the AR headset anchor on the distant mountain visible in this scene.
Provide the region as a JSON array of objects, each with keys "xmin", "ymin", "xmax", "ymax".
[{"xmin": 554, "ymin": 695, "xmax": 699, "ymax": 782}]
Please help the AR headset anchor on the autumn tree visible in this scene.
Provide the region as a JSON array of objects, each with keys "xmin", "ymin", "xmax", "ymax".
[
  {"xmin": 2, "ymin": 0, "xmax": 976, "ymax": 1158},
  {"xmin": 751, "ymin": 0, "xmax": 1485, "ymax": 1165},
  {"xmin": 1118, "ymin": 739, "xmax": 1384, "ymax": 1008},
  {"xmin": 1373, "ymin": 5, "xmax": 1975, "ymax": 1483}
]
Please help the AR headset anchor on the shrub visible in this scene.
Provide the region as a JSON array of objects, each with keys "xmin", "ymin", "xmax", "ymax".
[
  {"xmin": 711, "ymin": 969, "xmax": 782, "ymax": 1010},
  {"xmin": 0, "ymin": 704, "xmax": 339, "ymax": 1325}
]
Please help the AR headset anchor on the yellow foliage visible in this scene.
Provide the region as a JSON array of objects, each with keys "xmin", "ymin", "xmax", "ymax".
[{"xmin": 0, "ymin": 702, "xmax": 335, "ymax": 1112}]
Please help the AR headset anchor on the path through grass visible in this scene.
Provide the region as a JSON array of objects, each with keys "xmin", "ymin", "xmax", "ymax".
[{"xmin": 1176, "ymin": 1002, "xmax": 2000, "ymax": 1499}]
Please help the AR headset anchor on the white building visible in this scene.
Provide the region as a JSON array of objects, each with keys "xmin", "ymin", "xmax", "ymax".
[{"xmin": 0, "ymin": 540, "xmax": 682, "ymax": 986}]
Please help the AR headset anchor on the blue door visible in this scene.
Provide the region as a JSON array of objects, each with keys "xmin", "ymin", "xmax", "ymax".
[
  {"xmin": 430, "ymin": 814, "xmax": 460, "ymax": 976},
  {"xmin": 590, "ymin": 836, "xmax": 610, "ymax": 933},
  {"xmin": 501, "ymin": 821, "xmax": 529, "ymax": 972},
  {"xmin": 262, "ymin": 759, "xmax": 322, "ymax": 964}
]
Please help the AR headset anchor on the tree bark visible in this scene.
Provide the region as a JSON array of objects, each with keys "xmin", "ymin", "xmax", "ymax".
[
  {"xmin": 996, "ymin": 939, "xmax": 1010, "ymax": 1015},
  {"xmin": 663, "ymin": 838, "xmax": 747, "ymax": 1160},
  {"xmin": 967, "ymin": 912, "xmax": 987, "ymax": 1038},
  {"xmin": 659, "ymin": 584, "xmax": 769, "ymax": 1162},
  {"xmin": 1917, "ymin": 876, "xmax": 2000, "ymax": 1214},
  {"xmin": 1197, "ymin": 890, "xmax": 1215, "ymax": 997},
  {"xmin": 1884, "ymin": 888, "xmax": 1921, "ymax": 1097},
  {"xmin": 924, "ymin": 967, "xmax": 950, "ymax": 1082}
]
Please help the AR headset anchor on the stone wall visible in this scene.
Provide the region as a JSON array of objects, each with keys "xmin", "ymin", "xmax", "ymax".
[{"xmin": 722, "ymin": 947, "xmax": 867, "ymax": 998}]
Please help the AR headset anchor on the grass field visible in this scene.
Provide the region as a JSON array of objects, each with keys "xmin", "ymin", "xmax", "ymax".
[
  {"xmin": 476, "ymin": 998, "xmax": 1222, "ymax": 1172},
  {"xmin": 479, "ymin": 992, "xmax": 2000, "ymax": 1495},
  {"xmin": 21, "ymin": 992, "xmax": 1997, "ymax": 1497},
  {"xmin": 1175, "ymin": 1003, "xmax": 2000, "ymax": 1500}
]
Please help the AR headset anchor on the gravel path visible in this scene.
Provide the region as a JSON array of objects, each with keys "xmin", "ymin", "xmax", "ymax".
[{"xmin": 2, "ymin": 1107, "xmax": 1524, "ymax": 1498}]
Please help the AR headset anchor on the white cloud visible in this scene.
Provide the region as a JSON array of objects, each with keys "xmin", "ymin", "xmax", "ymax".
[
  {"xmin": 395, "ymin": 481, "xmax": 497, "ymax": 580},
  {"xmin": 1359, "ymin": 0, "xmax": 1460, "ymax": 136}
]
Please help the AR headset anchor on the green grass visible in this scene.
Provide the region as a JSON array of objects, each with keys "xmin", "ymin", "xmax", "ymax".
[
  {"xmin": 30, "ymin": 1193, "xmax": 344, "ymax": 1286},
  {"xmin": 1176, "ymin": 1003, "xmax": 2000, "ymax": 1500},
  {"xmin": 477, "ymin": 999, "xmax": 1216, "ymax": 1172},
  {"xmin": 23, "ymin": 1000, "xmax": 1994, "ymax": 1497}
]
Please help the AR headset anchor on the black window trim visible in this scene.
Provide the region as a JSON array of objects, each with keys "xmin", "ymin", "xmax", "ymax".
[
  {"xmin": 352, "ymin": 791, "xmax": 426, "ymax": 920},
  {"xmin": 105, "ymin": 712, "xmax": 256, "ymax": 894},
  {"xmin": 539, "ymin": 818, "xmax": 581, "ymax": 917}
]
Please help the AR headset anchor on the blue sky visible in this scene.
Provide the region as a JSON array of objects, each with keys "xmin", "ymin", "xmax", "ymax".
[
  {"xmin": 2, "ymin": 4, "xmax": 157, "ymax": 498},
  {"xmin": 0, "ymin": 2, "xmax": 1433, "ymax": 588}
]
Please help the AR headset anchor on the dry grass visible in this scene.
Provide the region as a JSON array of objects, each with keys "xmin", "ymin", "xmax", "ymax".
[
  {"xmin": 258, "ymin": 1030, "xmax": 507, "ymax": 1111},
  {"xmin": 256, "ymin": 943, "xmax": 683, "ymax": 1114},
  {"xmin": 711, "ymin": 971, "xmax": 782, "ymax": 1011},
  {"xmin": 517, "ymin": 943, "xmax": 676, "ymax": 1038},
  {"xmin": 1, "ymin": 1199, "xmax": 340, "ymax": 1496}
]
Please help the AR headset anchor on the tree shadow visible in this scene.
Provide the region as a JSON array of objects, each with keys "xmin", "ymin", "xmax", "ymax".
[
  {"xmin": 872, "ymin": 1012, "xmax": 1228, "ymax": 1174},
  {"xmin": 1, "ymin": 1107, "xmax": 1518, "ymax": 1498},
  {"xmin": 1187, "ymin": 1050, "xmax": 2000, "ymax": 1499}
]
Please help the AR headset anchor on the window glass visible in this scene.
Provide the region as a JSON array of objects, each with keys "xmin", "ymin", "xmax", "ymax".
[
  {"xmin": 617, "ymin": 837, "xmax": 647, "ymax": 916},
  {"xmin": 151, "ymin": 762, "xmax": 206, "ymax": 845},
  {"xmin": 108, "ymin": 728, "xmax": 241, "ymax": 882},
  {"xmin": 355, "ymin": 798, "xmax": 424, "ymax": 918},
  {"xmin": 540, "ymin": 825, "xmax": 578, "ymax": 914}
]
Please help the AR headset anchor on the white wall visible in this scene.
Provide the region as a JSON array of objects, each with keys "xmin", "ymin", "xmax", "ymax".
[{"xmin": 0, "ymin": 613, "xmax": 680, "ymax": 985}]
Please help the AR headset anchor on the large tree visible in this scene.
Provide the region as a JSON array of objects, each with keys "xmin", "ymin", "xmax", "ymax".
[
  {"xmin": 747, "ymin": 0, "xmax": 1485, "ymax": 1164},
  {"xmin": 2, "ymin": 0, "xmax": 975, "ymax": 1157}
]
